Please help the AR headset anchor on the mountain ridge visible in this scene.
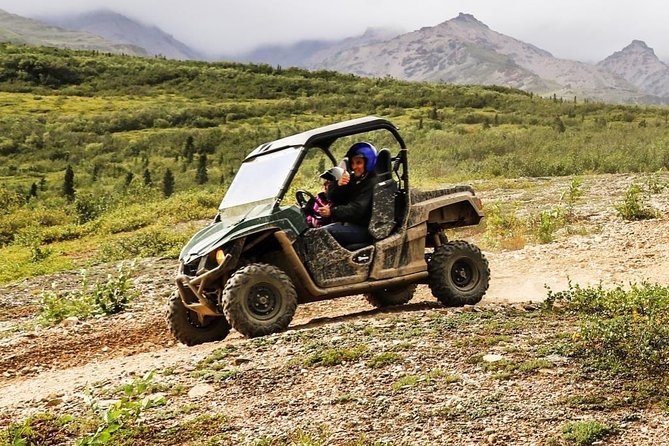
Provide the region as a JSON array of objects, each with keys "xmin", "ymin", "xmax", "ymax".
[
  {"xmin": 313, "ymin": 13, "xmax": 657, "ymax": 104},
  {"xmin": 39, "ymin": 10, "xmax": 203, "ymax": 60},
  {"xmin": 0, "ymin": 8, "xmax": 146, "ymax": 56}
]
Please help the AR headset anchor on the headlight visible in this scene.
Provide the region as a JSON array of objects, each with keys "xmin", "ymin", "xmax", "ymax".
[{"xmin": 215, "ymin": 248, "xmax": 226, "ymax": 265}]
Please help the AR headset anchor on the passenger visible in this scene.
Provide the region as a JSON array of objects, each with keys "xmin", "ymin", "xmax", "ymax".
[
  {"xmin": 306, "ymin": 166, "xmax": 343, "ymax": 228},
  {"xmin": 319, "ymin": 142, "xmax": 378, "ymax": 246}
]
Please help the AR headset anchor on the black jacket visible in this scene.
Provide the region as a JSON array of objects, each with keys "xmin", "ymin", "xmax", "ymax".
[{"xmin": 327, "ymin": 171, "xmax": 377, "ymax": 227}]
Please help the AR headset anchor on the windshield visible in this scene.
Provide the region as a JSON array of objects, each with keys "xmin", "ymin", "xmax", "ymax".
[{"xmin": 219, "ymin": 147, "xmax": 301, "ymax": 219}]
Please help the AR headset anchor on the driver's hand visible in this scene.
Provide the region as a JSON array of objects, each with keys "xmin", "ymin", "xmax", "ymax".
[
  {"xmin": 338, "ymin": 171, "xmax": 350, "ymax": 186},
  {"xmin": 319, "ymin": 205, "xmax": 331, "ymax": 217}
]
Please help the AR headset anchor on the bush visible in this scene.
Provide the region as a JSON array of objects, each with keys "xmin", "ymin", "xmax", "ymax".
[
  {"xmin": 561, "ymin": 420, "xmax": 612, "ymax": 445},
  {"xmin": 74, "ymin": 193, "xmax": 111, "ymax": 224},
  {"xmin": 39, "ymin": 263, "xmax": 138, "ymax": 324},
  {"xmin": 92, "ymin": 263, "xmax": 139, "ymax": 315},
  {"xmin": 14, "ymin": 225, "xmax": 52, "ymax": 262},
  {"xmin": 531, "ymin": 207, "xmax": 565, "ymax": 244},
  {"xmin": 483, "ymin": 203, "xmax": 526, "ymax": 250},
  {"xmin": 546, "ymin": 282, "xmax": 669, "ymax": 376},
  {"xmin": 97, "ymin": 227, "xmax": 188, "ymax": 261},
  {"xmin": 615, "ymin": 183, "xmax": 657, "ymax": 221}
]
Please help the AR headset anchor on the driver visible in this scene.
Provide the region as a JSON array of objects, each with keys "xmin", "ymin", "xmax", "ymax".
[{"xmin": 319, "ymin": 142, "xmax": 378, "ymax": 246}]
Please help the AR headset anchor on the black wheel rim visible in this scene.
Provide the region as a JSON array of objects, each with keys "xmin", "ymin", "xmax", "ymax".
[
  {"xmin": 450, "ymin": 258, "xmax": 479, "ymax": 291},
  {"xmin": 246, "ymin": 283, "xmax": 280, "ymax": 320}
]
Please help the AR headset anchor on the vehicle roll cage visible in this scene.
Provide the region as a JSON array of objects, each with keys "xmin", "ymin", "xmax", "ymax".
[{"xmin": 253, "ymin": 116, "xmax": 409, "ymax": 210}]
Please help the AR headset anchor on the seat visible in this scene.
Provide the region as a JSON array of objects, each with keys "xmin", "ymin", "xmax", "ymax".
[{"xmin": 367, "ymin": 148, "xmax": 398, "ymax": 240}]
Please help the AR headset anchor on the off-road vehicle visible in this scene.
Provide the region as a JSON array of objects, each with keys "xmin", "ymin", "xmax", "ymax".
[{"xmin": 168, "ymin": 116, "xmax": 490, "ymax": 345}]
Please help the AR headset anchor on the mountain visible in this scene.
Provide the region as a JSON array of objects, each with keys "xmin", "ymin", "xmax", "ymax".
[
  {"xmin": 42, "ymin": 10, "xmax": 203, "ymax": 60},
  {"xmin": 235, "ymin": 27, "xmax": 401, "ymax": 68},
  {"xmin": 0, "ymin": 8, "xmax": 146, "ymax": 56},
  {"xmin": 313, "ymin": 13, "xmax": 658, "ymax": 104},
  {"xmin": 598, "ymin": 40, "xmax": 669, "ymax": 99}
]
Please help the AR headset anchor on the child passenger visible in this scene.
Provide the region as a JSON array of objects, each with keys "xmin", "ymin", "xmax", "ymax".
[{"xmin": 306, "ymin": 166, "xmax": 344, "ymax": 228}]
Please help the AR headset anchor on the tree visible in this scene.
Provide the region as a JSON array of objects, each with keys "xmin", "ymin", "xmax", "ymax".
[
  {"xmin": 27, "ymin": 182, "xmax": 38, "ymax": 201},
  {"xmin": 163, "ymin": 168, "xmax": 175, "ymax": 197},
  {"xmin": 196, "ymin": 153, "xmax": 208, "ymax": 184},
  {"xmin": 124, "ymin": 171, "xmax": 134, "ymax": 187},
  {"xmin": 62, "ymin": 164, "xmax": 75, "ymax": 202},
  {"xmin": 554, "ymin": 116, "xmax": 566, "ymax": 133},
  {"xmin": 143, "ymin": 168, "xmax": 152, "ymax": 186},
  {"xmin": 183, "ymin": 135, "xmax": 195, "ymax": 164}
]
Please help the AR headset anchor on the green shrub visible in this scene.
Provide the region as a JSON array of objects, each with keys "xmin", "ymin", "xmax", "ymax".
[
  {"xmin": 79, "ymin": 371, "xmax": 166, "ymax": 445},
  {"xmin": 304, "ymin": 346, "xmax": 367, "ymax": 367},
  {"xmin": 39, "ymin": 263, "xmax": 138, "ymax": 324},
  {"xmin": 561, "ymin": 420, "xmax": 612, "ymax": 445},
  {"xmin": 0, "ymin": 186, "xmax": 23, "ymax": 214},
  {"xmin": 97, "ymin": 227, "xmax": 188, "ymax": 261},
  {"xmin": 483, "ymin": 203, "xmax": 525, "ymax": 250},
  {"xmin": 531, "ymin": 207, "xmax": 565, "ymax": 244},
  {"xmin": 14, "ymin": 225, "xmax": 52, "ymax": 262},
  {"xmin": 0, "ymin": 413, "xmax": 80, "ymax": 446},
  {"xmin": 74, "ymin": 193, "xmax": 111, "ymax": 224},
  {"xmin": 546, "ymin": 282, "xmax": 669, "ymax": 375},
  {"xmin": 562, "ymin": 176, "xmax": 584, "ymax": 222},
  {"xmin": 615, "ymin": 183, "xmax": 657, "ymax": 221},
  {"xmin": 366, "ymin": 352, "xmax": 403, "ymax": 369},
  {"xmin": 92, "ymin": 263, "xmax": 139, "ymax": 315},
  {"xmin": 40, "ymin": 278, "xmax": 97, "ymax": 325}
]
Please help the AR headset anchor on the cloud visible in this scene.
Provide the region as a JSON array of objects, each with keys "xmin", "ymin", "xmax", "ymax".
[{"xmin": 0, "ymin": 0, "xmax": 667, "ymax": 61}]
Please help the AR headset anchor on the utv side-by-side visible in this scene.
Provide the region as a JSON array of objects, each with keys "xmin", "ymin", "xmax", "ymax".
[{"xmin": 168, "ymin": 116, "xmax": 490, "ymax": 345}]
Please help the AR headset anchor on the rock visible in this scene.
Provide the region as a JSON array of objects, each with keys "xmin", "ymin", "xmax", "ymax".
[
  {"xmin": 482, "ymin": 354, "xmax": 505, "ymax": 363},
  {"xmin": 61, "ymin": 316, "xmax": 80, "ymax": 327},
  {"xmin": 188, "ymin": 383, "xmax": 215, "ymax": 398},
  {"xmin": 45, "ymin": 398, "xmax": 64, "ymax": 407},
  {"xmin": 234, "ymin": 357, "xmax": 251, "ymax": 366}
]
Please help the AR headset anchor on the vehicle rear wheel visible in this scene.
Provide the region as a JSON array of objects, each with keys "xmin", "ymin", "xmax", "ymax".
[
  {"xmin": 222, "ymin": 263, "xmax": 297, "ymax": 338},
  {"xmin": 365, "ymin": 284, "xmax": 416, "ymax": 308},
  {"xmin": 428, "ymin": 241, "xmax": 490, "ymax": 307},
  {"xmin": 166, "ymin": 291, "xmax": 231, "ymax": 346}
]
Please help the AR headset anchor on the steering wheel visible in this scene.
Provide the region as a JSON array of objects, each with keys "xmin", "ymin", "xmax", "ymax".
[
  {"xmin": 295, "ymin": 189, "xmax": 315, "ymax": 209},
  {"xmin": 295, "ymin": 189, "xmax": 322, "ymax": 221}
]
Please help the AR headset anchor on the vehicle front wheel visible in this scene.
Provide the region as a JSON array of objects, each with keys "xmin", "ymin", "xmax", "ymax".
[
  {"xmin": 365, "ymin": 284, "xmax": 416, "ymax": 308},
  {"xmin": 167, "ymin": 291, "xmax": 231, "ymax": 346},
  {"xmin": 428, "ymin": 241, "xmax": 490, "ymax": 307},
  {"xmin": 222, "ymin": 263, "xmax": 297, "ymax": 338}
]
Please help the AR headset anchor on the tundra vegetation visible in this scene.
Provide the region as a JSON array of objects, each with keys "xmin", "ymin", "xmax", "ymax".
[{"xmin": 1, "ymin": 43, "xmax": 669, "ymax": 445}]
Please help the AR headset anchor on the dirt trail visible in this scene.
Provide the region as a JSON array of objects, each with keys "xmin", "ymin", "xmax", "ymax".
[{"xmin": 1, "ymin": 173, "xmax": 668, "ymax": 419}]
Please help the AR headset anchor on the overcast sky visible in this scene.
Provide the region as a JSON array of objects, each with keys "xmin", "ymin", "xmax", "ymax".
[{"xmin": 0, "ymin": 0, "xmax": 667, "ymax": 62}]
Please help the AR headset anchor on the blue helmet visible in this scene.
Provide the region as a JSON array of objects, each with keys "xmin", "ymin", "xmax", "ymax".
[{"xmin": 346, "ymin": 142, "xmax": 377, "ymax": 172}]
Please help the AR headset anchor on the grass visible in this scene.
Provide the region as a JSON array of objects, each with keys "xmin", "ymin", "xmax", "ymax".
[
  {"xmin": 366, "ymin": 352, "xmax": 403, "ymax": 369},
  {"xmin": 304, "ymin": 345, "xmax": 367, "ymax": 367},
  {"xmin": 391, "ymin": 369, "xmax": 459, "ymax": 392},
  {"xmin": 561, "ymin": 420, "xmax": 613, "ymax": 445}
]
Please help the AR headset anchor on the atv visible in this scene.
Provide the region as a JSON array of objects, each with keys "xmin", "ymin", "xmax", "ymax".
[{"xmin": 168, "ymin": 116, "xmax": 490, "ymax": 345}]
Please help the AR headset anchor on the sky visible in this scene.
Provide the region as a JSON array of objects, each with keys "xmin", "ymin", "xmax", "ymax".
[{"xmin": 0, "ymin": 0, "xmax": 667, "ymax": 62}]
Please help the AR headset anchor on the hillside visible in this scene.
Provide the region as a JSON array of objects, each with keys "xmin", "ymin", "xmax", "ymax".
[
  {"xmin": 42, "ymin": 10, "xmax": 203, "ymax": 60},
  {"xmin": 1, "ymin": 43, "xmax": 669, "ymax": 284},
  {"xmin": 0, "ymin": 9, "xmax": 146, "ymax": 56}
]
